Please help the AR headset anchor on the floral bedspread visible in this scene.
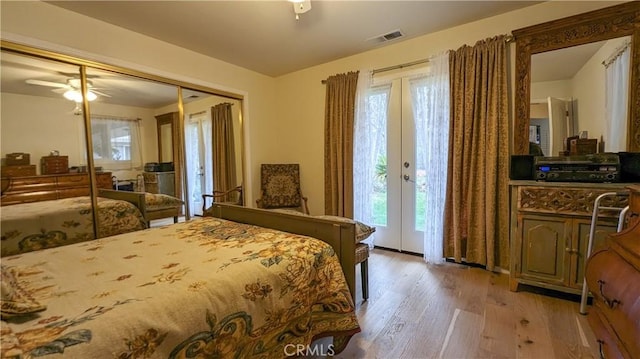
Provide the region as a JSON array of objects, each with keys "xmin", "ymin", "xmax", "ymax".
[
  {"xmin": 0, "ymin": 217, "xmax": 360, "ymax": 358},
  {"xmin": 144, "ymin": 193, "xmax": 183, "ymax": 211},
  {"xmin": 1, "ymin": 196, "xmax": 146, "ymax": 257}
]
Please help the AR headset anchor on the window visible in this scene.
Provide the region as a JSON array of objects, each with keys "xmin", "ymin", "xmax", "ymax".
[{"xmin": 91, "ymin": 116, "xmax": 142, "ymax": 170}]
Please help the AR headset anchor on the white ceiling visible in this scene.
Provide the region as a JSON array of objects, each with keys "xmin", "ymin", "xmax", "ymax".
[
  {"xmin": 2, "ymin": 1, "xmax": 612, "ymax": 108},
  {"xmin": 46, "ymin": 0, "xmax": 542, "ymax": 77}
]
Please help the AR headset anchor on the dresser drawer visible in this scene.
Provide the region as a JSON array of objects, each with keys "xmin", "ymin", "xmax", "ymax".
[
  {"xmin": 1, "ymin": 165, "xmax": 36, "ymax": 177},
  {"xmin": 5, "ymin": 176, "xmax": 57, "ymax": 192},
  {"xmin": 587, "ymin": 306, "xmax": 627, "ymax": 359},
  {"xmin": 57, "ymin": 188, "xmax": 90, "ymax": 199},
  {"xmin": 586, "ymin": 250, "xmax": 640, "ymax": 357},
  {"xmin": 1, "ymin": 191, "xmax": 57, "ymax": 205},
  {"xmin": 56, "ymin": 174, "xmax": 89, "ymax": 188},
  {"xmin": 41, "ymin": 156, "xmax": 69, "ymax": 175},
  {"xmin": 96, "ymin": 173, "xmax": 113, "ymax": 189}
]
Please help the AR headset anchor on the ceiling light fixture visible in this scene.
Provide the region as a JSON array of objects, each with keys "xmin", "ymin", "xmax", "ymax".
[
  {"xmin": 289, "ymin": 0, "xmax": 311, "ymax": 20},
  {"xmin": 63, "ymin": 79, "xmax": 97, "ymax": 103},
  {"xmin": 63, "ymin": 89, "xmax": 97, "ymax": 103}
]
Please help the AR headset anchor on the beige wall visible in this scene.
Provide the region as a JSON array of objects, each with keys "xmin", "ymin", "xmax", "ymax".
[
  {"xmin": 1, "ymin": 92, "xmax": 156, "ymax": 180},
  {"xmin": 274, "ymin": 2, "xmax": 619, "ymax": 214},
  {"xmin": 1, "ymin": 1, "xmax": 622, "ymax": 214}
]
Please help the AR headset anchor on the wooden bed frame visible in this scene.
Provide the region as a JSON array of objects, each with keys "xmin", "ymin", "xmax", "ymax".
[
  {"xmin": 98, "ymin": 189, "xmax": 180, "ymax": 226},
  {"xmin": 207, "ymin": 203, "xmax": 358, "ymax": 301}
]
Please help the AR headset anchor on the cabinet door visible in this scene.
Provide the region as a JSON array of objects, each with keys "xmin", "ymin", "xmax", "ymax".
[
  {"xmin": 570, "ymin": 219, "xmax": 618, "ymax": 289},
  {"xmin": 520, "ymin": 215, "xmax": 570, "ymax": 286}
]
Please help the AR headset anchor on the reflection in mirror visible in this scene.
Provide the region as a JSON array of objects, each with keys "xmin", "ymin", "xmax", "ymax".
[
  {"xmin": 513, "ymin": 3, "xmax": 639, "ymax": 155},
  {"xmin": 0, "ymin": 50, "xmax": 97, "ymax": 255},
  {"xmin": 182, "ymin": 89, "xmax": 243, "ymax": 215},
  {"xmin": 84, "ymin": 68, "xmax": 182, "ymax": 204},
  {"xmin": 159, "ymin": 122, "xmax": 173, "ymax": 162},
  {"xmin": 530, "ymin": 36, "xmax": 631, "ymax": 156},
  {"xmin": 1, "ymin": 51, "xmax": 86, "ymax": 175}
]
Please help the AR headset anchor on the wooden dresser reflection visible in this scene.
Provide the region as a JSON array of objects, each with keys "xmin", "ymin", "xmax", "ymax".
[{"xmin": 0, "ymin": 172, "xmax": 112, "ymax": 206}]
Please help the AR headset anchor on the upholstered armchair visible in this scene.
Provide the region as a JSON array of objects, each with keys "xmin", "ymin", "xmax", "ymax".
[{"xmin": 256, "ymin": 164, "xmax": 309, "ymax": 214}]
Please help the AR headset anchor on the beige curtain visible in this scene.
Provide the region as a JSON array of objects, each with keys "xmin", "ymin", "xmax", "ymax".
[
  {"xmin": 211, "ymin": 103, "xmax": 237, "ymax": 202},
  {"xmin": 324, "ymin": 71, "xmax": 359, "ymax": 217},
  {"xmin": 443, "ymin": 36, "xmax": 510, "ymax": 271}
]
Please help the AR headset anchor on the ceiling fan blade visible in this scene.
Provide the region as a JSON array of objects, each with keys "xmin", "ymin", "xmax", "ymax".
[
  {"xmin": 91, "ymin": 90, "xmax": 111, "ymax": 98},
  {"xmin": 26, "ymin": 79, "xmax": 68, "ymax": 88}
]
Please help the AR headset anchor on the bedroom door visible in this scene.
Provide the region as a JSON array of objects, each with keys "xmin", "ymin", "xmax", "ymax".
[{"xmin": 372, "ymin": 77, "xmax": 425, "ymax": 254}]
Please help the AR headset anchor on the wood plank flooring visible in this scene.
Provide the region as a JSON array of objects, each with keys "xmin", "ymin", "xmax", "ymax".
[{"xmin": 337, "ymin": 248, "xmax": 599, "ymax": 359}]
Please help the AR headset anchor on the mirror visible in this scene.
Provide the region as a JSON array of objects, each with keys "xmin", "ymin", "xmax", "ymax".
[
  {"xmin": 2, "ymin": 40, "xmax": 245, "ymax": 236},
  {"xmin": 512, "ymin": 2, "xmax": 639, "ymax": 155},
  {"xmin": 84, "ymin": 68, "xmax": 182, "ymax": 201},
  {"xmin": 182, "ymin": 88, "xmax": 244, "ymax": 216},
  {"xmin": 159, "ymin": 121, "xmax": 173, "ymax": 162}
]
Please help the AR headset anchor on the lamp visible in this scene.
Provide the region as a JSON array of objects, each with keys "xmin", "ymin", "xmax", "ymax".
[
  {"xmin": 63, "ymin": 78, "xmax": 98, "ymax": 103},
  {"xmin": 63, "ymin": 89, "xmax": 97, "ymax": 103},
  {"xmin": 289, "ymin": 0, "xmax": 311, "ymax": 20}
]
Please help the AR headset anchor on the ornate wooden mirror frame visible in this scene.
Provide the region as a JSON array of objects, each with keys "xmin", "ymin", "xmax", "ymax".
[{"xmin": 512, "ymin": 2, "xmax": 640, "ymax": 155}]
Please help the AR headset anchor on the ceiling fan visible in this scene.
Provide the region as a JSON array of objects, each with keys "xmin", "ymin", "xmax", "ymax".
[{"xmin": 25, "ymin": 78, "xmax": 111, "ymax": 102}]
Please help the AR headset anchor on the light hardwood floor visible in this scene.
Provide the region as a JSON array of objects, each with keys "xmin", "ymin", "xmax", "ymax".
[{"xmin": 338, "ymin": 248, "xmax": 599, "ymax": 359}]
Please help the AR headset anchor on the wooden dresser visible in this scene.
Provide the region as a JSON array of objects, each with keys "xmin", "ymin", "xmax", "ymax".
[
  {"xmin": 585, "ymin": 185, "xmax": 640, "ymax": 359},
  {"xmin": 0, "ymin": 172, "xmax": 112, "ymax": 206},
  {"xmin": 509, "ymin": 181, "xmax": 629, "ymax": 294}
]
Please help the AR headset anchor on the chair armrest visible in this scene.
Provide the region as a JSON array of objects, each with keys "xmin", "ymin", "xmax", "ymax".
[{"xmin": 202, "ymin": 186, "xmax": 243, "ymax": 213}]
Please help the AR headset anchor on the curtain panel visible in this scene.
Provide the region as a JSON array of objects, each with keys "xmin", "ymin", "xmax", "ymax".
[
  {"xmin": 211, "ymin": 103, "xmax": 237, "ymax": 202},
  {"xmin": 604, "ymin": 42, "xmax": 630, "ymax": 152},
  {"xmin": 444, "ymin": 36, "xmax": 510, "ymax": 271},
  {"xmin": 324, "ymin": 71, "xmax": 359, "ymax": 217}
]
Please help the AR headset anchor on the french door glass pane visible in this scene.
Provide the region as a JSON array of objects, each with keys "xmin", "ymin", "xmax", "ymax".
[{"xmin": 368, "ymin": 87, "xmax": 389, "ymax": 227}]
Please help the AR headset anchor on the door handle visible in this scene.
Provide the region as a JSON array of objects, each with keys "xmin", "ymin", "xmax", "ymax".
[{"xmin": 403, "ymin": 174, "xmax": 415, "ymax": 183}]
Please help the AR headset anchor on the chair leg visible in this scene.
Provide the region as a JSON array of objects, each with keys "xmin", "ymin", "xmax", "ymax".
[
  {"xmin": 173, "ymin": 216, "xmax": 178, "ymax": 224},
  {"xmin": 361, "ymin": 259, "xmax": 369, "ymax": 301}
]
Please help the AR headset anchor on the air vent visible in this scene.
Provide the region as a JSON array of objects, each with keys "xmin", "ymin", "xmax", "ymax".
[
  {"xmin": 367, "ymin": 29, "xmax": 405, "ymax": 44},
  {"xmin": 382, "ymin": 30, "xmax": 404, "ymax": 41}
]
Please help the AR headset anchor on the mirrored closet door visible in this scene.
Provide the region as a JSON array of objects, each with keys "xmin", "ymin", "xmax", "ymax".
[{"xmin": 1, "ymin": 42, "xmax": 245, "ymax": 249}]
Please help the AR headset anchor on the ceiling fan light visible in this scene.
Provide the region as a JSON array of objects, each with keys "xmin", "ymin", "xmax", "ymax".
[
  {"xmin": 86, "ymin": 91, "xmax": 97, "ymax": 101},
  {"xmin": 64, "ymin": 89, "xmax": 97, "ymax": 102},
  {"xmin": 64, "ymin": 89, "xmax": 82, "ymax": 102}
]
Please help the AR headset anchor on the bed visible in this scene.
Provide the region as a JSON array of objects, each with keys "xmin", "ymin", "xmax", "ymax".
[
  {"xmin": 0, "ymin": 196, "xmax": 147, "ymax": 257},
  {"xmin": 0, "ymin": 205, "xmax": 361, "ymax": 358},
  {"xmin": 0, "ymin": 176, "xmax": 184, "ymax": 257}
]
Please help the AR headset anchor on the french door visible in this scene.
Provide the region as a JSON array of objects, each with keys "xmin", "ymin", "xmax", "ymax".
[
  {"xmin": 185, "ymin": 113, "xmax": 212, "ymax": 216},
  {"xmin": 372, "ymin": 77, "xmax": 426, "ymax": 254}
]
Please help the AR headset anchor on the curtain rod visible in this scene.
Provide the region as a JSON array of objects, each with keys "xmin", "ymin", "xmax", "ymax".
[
  {"xmin": 91, "ymin": 114, "xmax": 140, "ymax": 121},
  {"xmin": 320, "ymin": 34, "xmax": 514, "ymax": 84},
  {"xmin": 602, "ymin": 40, "xmax": 631, "ymax": 68},
  {"xmin": 189, "ymin": 110, "xmax": 207, "ymax": 118}
]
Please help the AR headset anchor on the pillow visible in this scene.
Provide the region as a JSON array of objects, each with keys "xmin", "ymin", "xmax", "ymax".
[
  {"xmin": 1, "ymin": 266, "xmax": 46, "ymax": 319},
  {"xmin": 314, "ymin": 216, "xmax": 376, "ymax": 243},
  {"xmin": 144, "ymin": 193, "xmax": 184, "ymax": 211},
  {"xmin": 267, "ymin": 209, "xmax": 376, "ymax": 243}
]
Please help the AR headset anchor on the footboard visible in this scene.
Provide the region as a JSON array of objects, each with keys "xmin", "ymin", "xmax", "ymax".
[
  {"xmin": 207, "ymin": 203, "xmax": 357, "ymax": 301},
  {"xmin": 98, "ymin": 189, "xmax": 147, "ymax": 219}
]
